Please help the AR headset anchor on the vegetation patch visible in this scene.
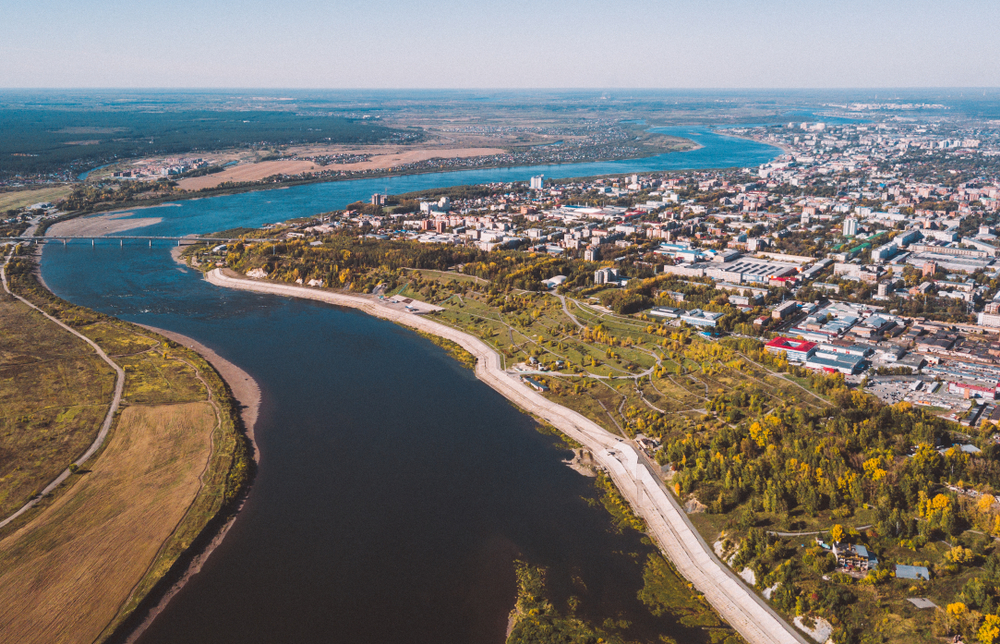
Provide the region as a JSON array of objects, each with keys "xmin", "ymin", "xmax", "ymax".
[
  {"xmin": 0, "ymin": 292, "xmax": 115, "ymax": 518},
  {"xmin": 414, "ymin": 329, "xmax": 477, "ymax": 370}
]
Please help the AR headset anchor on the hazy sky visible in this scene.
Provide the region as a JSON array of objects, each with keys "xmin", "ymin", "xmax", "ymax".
[{"xmin": 2, "ymin": 0, "xmax": 998, "ymax": 88}]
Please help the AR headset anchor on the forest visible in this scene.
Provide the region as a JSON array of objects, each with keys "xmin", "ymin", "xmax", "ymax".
[{"xmin": 0, "ymin": 108, "xmax": 406, "ymax": 177}]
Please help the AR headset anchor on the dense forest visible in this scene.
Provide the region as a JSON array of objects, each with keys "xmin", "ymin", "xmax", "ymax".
[{"xmin": 0, "ymin": 108, "xmax": 407, "ymax": 177}]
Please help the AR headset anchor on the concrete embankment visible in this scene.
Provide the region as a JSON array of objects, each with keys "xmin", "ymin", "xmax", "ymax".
[{"xmin": 205, "ymin": 268, "xmax": 808, "ymax": 644}]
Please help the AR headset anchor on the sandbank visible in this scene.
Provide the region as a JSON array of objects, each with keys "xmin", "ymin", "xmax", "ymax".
[{"xmin": 46, "ymin": 212, "xmax": 163, "ymax": 237}]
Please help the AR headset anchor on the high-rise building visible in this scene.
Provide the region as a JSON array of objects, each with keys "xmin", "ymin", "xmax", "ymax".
[
  {"xmin": 923, "ymin": 261, "xmax": 938, "ymax": 277},
  {"xmin": 529, "ymin": 175, "xmax": 544, "ymax": 190},
  {"xmin": 843, "ymin": 218, "xmax": 858, "ymax": 236}
]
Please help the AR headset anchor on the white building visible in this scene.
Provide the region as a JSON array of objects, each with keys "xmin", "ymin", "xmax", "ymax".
[
  {"xmin": 529, "ymin": 175, "xmax": 544, "ymax": 190},
  {"xmin": 843, "ymin": 218, "xmax": 858, "ymax": 237}
]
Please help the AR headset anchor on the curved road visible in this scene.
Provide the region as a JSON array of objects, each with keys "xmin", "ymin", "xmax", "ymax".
[
  {"xmin": 0, "ymin": 252, "xmax": 126, "ymax": 531},
  {"xmin": 207, "ymin": 269, "xmax": 809, "ymax": 644}
]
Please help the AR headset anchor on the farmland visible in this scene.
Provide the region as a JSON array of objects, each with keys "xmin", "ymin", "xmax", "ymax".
[{"xmin": 0, "ymin": 249, "xmax": 251, "ymax": 643}]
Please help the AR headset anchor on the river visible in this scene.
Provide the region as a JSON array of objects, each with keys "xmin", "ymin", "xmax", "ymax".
[{"xmin": 41, "ymin": 128, "xmax": 780, "ymax": 644}]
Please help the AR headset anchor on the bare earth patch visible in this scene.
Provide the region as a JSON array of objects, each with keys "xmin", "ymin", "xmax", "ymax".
[
  {"xmin": 177, "ymin": 147, "xmax": 504, "ymax": 190},
  {"xmin": 176, "ymin": 159, "xmax": 322, "ymax": 190},
  {"xmin": 0, "ymin": 402, "xmax": 215, "ymax": 644}
]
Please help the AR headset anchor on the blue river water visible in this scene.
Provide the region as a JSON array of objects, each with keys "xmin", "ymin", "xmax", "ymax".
[{"xmin": 41, "ymin": 129, "xmax": 780, "ymax": 644}]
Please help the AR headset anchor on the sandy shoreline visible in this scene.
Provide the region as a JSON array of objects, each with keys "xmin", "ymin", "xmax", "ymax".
[
  {"xmin": 205, "ymin": 268, "xmax": 808, "ymax": 644},
  {"xmin": 138, "ymin": 324, "xmax": 260, "ymax": 454}
]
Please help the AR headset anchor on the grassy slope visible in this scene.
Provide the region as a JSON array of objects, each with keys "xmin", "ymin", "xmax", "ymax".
[
  {"xmin": 0, "ymin": 293, "xmax": 116, "ymax": 518},
  {"xmin": 0, "ymin": 186, "xmax": 75, "ymax": 212}
]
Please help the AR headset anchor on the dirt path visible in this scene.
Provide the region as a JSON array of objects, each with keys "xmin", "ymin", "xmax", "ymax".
[
  {"xmin": 0, "ymin": 253, "xmax": 126, "ymax": 531},
  {"xmin": 206, "ymin": 269, "xmax": 809, "ymax": 644}
]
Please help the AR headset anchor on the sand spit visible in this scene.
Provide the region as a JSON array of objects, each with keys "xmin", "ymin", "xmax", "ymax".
[
  {"xmin": 47, "ymin": 213, "xmax": 163, "ymax": 237},
  {"xmin": 205, "ymin": 268, "xmax": 808, "ymax": 644}
]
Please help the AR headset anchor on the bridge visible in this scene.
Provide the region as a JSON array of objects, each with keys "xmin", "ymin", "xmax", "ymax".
[{"xmin": 6, "ymin": 235, "xmax": 280, "ymax": 246}]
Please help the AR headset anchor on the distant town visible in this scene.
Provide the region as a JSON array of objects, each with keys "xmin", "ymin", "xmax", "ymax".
[{"xmin": 197, "ymin": 118, "xmax": 1000, "ymax": 430}]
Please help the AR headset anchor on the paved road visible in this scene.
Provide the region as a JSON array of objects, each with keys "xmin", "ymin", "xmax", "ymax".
[
  {"xmin": 0, "ymin": 252, "xmax": 126, "ymax": 531},
  {"xmin": 208, "ymin": 269, "xmax": 810, "ymax": 644}
]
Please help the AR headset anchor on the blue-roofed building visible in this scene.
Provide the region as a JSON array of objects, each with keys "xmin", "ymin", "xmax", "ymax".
[
  {"xmin": 895, "ymin": 564, "xmax": 931, "ymax": 581},
  {"xmin": 680, "ymin": 309, "xmax": 724, "ymax": 328}
]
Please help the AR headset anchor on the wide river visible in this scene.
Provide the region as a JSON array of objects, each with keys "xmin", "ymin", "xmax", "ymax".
[{"xmin": 42, "ymin": 128, "xmax": 780, "ymax": 644}]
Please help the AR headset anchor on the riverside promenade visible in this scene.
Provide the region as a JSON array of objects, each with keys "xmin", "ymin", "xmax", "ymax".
[{"xmin": 206, "ymin": 268, "xmax": 809, "ymax": 644}]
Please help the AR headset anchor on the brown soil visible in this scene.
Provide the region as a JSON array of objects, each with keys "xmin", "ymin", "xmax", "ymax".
[
  {"xmin": 0, "ymin": 402, "xmax": 215, "ymax": 644},
  {"xmin": 177, "ymin": 147, "xmax": 504, "ymax": 191}
]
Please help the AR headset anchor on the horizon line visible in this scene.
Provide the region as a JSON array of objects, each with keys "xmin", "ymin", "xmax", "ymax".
[{"xmin": 1, "ymin": 86, "xmax": 999, "ymax": 92}]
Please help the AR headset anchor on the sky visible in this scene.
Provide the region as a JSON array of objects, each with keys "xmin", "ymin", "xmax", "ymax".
[{"xmin": 2, "ymin": 0, "xmax": 999, "ymax": 88}]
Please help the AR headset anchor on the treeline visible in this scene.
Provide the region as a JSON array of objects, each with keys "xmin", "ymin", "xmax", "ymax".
[
  {"xmin": 228, "ymin": 231, "xmax": 601, "ymax": 295},
  {"xmin": 0, "ymin": 108, "xmax": 404, "ymax": 177}
]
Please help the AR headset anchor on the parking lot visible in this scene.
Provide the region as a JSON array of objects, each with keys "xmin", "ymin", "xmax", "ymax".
[{"xmin": 865, "ymin": 375, "xmax": 973, "ymax": 416}]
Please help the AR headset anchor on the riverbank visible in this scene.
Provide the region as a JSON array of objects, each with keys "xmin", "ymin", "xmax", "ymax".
[
  {"xmin": 0, "ymin": 257, "xmax": 252, "ymax": 644},
  {"xmin": 718, "ymin": 131, "xmax": 795, "ymax": 156},
  {"xmin": 205, "ymin": 268, "xmax": 808, "ymax": 644},
  {"xmin": 114, "ymin": 325, "xmax": 260, "ymax": 644},
  {"xmin": 138, "ymin": 325, "xmax": 260, "ymax": 456}
]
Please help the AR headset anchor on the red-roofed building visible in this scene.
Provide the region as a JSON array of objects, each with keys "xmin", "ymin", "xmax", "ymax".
[
  {"xmin": 765, "ymin": 337, "xmax": 818, "ymax": 363},
  {"xmin": 948, "ymin": 381, "xmax": 997, "ymax": 400}
]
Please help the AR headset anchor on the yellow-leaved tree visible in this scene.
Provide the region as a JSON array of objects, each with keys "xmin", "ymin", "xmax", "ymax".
[{"xmin": 979, "ymin": 614, "xmax": 1000, "ymax": 644}]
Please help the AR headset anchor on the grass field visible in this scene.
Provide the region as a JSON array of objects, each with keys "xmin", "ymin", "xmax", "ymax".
[
  {"xmin": 0, "ymin": 294, "xmax": 116, "ymax": 518},
  {"xmin": 422, "ymin": 284, "xmax": 827, "ymax": 438},
  {"xmin": 0, "ymin": 402, "xmax": 215, "ymax": 644},
  {"xmin": 0, "ymin": 186, "xmax": 74, "ymax": 212}
]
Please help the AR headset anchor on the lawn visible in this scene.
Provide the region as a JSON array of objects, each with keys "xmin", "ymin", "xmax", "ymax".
[{"xmin": 0, "ymin": 186, "xmax": 74, "ymax": 212}]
